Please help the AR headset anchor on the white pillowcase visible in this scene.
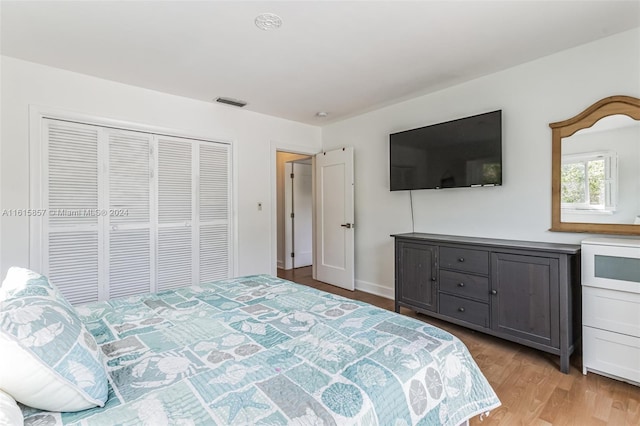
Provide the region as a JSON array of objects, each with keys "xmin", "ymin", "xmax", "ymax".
[
  {"xmin": 0, "ymin": 267, "xmax": 108, "ymax": 412},
  {"xmin": 0, "ymin": 389, "xmax": 23, "ymax": 425}
]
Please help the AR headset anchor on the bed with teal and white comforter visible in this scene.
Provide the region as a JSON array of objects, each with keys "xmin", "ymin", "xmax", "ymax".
[{"xmin": 21, "ymin": 275, "xmax": 500, "ymax": 425}]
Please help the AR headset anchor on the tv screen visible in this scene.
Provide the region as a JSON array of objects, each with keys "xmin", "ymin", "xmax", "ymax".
[{"xmin": 390, "ymin": 110, "xmax": 502, "ymax": 191}]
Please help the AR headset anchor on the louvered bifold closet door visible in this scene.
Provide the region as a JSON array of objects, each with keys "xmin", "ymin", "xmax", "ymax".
[
  {"xmin": 157, "ymin": 136, "xmax": 194, "ymax": 291},
  {"xmin": 198, "ymin": 142, "xmax": 231, "ymax": 282},
  {"xmin": 107, "ymin": 130, "xmax": 153, "ymax": 299},
  {"xmin": 39, "ymin": 119, "xmax": 232, "ymax": 302},
  {"xmin": 45, "ymin": 119, "xmax": 101, "ymax": 304}
]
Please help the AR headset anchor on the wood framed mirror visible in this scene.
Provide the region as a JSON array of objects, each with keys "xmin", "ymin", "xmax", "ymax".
[{"xmin": 550, "ymin": 95, "xmax": 640, "ymax": 235}]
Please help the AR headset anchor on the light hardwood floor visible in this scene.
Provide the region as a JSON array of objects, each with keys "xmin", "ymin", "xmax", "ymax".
[{"xmin": 277, "ymin": 267, "xmax": 640, "ymax": 426}]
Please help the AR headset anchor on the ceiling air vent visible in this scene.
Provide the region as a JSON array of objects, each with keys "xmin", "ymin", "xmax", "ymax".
[{"xmin": 215, "ymin": 97, "xmax": 247, "ymax": 108}]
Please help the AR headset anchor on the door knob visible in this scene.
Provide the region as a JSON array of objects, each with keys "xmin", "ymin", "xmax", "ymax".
[
  {"xmin": 340, "ymin": 223, "xmax": 353, "ymax": 228},
  {"xmin": 491, "ymin": 290, "xmax": 497, "ymax": 295}
]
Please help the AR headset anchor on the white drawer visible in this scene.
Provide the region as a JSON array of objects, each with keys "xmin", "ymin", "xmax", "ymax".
[
  {"xmin": 582, "ymin": 238, "xmax": 640, "ymax": 293},
  {"xmin": 583, "ymin": 326, "xmax": 640, "ymax": 385},
  {"xmin": 583, "ymin": 286, "xmax": 640, "ymax": 337}
]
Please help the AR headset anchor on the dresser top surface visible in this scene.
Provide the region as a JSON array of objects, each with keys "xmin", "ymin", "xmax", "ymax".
[
  {"xmin": 392, "ymin": 233, "xmax": 581, "ymax": 254},
  {"xmin": 582, "ymin": 237, "xmax": 640, "ymax": 249}
]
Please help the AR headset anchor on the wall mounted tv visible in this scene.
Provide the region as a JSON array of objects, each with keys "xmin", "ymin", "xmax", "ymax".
[{"xmin": 390, "ymin": 110, "xmax": 502, "ymax": 191}]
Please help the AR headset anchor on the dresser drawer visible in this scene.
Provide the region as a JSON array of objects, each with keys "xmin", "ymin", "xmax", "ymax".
[
  {"xmin": 583, "ymin": 286, "xmax": 640, "ymax": 337},
  {"xmin": 440, "ymin": 247, "xmax": 489, "ymax": 275},
  {"xmin": 582, "ymin": 238, "xmax": 640, "ymax": 293},
  {"xmin": 440, "ymin": 270, "xmax": 489, "ymax": 302},
  {"xmin": 583, "ymin": 326, "xmax": 640, "ymax": 384},
  {"xmin": 439, "ymin": 294, "xmax": 489, "ymax": 327}
]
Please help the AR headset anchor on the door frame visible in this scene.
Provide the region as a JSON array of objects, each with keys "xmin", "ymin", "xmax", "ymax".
[
  {"xmin": 269, "ymin": 141, "xmax": 320, "ymax": 278},
  {"xmin": 284, "ymin": 159, "xmax": 313, "ymax": 270}
]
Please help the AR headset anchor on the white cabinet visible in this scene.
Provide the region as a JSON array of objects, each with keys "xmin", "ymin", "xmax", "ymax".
[{"xmin": 582, "ymin": 238, "xmax": 640, "ymax": 385}]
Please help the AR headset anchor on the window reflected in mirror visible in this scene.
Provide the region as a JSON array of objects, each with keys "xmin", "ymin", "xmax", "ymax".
[
  {"xmin": 561, "ymin": 151, "xmax": 617, "ymax": 214},
  {"xmin": 560, "ymin": 115, "xmax": 638, "ymax": 225}
]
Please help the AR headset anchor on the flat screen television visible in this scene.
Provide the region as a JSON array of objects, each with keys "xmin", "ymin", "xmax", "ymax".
[{"xmin": 390, "ymin": 110, "xmax": 502, "ymax": 191}]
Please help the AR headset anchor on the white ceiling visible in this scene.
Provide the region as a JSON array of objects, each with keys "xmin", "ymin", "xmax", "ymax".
[{"xmin": 2, "ymin": 1, "xmax": 639, "ymax": 125}]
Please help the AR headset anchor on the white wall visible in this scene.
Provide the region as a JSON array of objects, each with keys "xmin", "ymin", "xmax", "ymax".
[
  {"xmin": 321, "ymin": 28, "xmax": 640, "ymax": 297},
  {"xmin": 0, "ymin": 56, "xmax": 321, "ymax": 279}
]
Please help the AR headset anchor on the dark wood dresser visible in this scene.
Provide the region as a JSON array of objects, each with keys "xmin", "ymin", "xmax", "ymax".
[{"xmin": 393, "ymin": 233, "xmax": 581, "ymax": 373}]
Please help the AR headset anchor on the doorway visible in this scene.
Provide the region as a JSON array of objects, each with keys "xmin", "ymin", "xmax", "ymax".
[
  {"xmin": 271, "ymin": 146, "xmax": 355, "ymax": 291},
  {"xmin": 276, "ymin": 151, "xmax": 313, "ymax": 272}
]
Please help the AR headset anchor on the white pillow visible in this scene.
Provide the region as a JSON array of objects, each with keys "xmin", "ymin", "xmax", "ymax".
[
  {"xmin": 0, "ymin": 389, "xmax": 23, "ymax": 425},
  {"xmin": 0, "ymin": 267, "xmax": 108, "ymax": 412}
]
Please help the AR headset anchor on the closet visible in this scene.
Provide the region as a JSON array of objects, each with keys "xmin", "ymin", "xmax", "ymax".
[{"xmin": 36, "ymin": 118, "xmax": 231, "ymax": 304}]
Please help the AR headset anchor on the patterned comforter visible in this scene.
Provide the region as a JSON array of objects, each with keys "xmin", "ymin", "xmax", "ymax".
[{"xmin": 22, "ymin": 275, "xmax": 500, "ymax": 425}]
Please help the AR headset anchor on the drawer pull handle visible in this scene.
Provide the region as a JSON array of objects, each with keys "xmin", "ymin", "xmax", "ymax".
[
  {"xmin": 458, "ymin": 282, "xmax": 465, "ymax": 287},
  {"xmin": 431, "ymin": 277, "xmax": 437, "ymax": 281},
  {"xmin": 458, "ymin": 307, "xmax": 465, "ymax": 312},
  {"xmin": 491, "ymin": 290, "xmax": 497, "ymax": 295},
  {"xmin": 458, "ymin": 257, "xmax": 465, "ymax": 262}
]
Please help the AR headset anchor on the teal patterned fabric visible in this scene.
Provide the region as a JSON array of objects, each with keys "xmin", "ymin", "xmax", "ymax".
[
  {"xmin": 20, "ymin": 275, "xmax": 500, "ymax": 425},
  {"xmin": 0, "ymin": 267, "xmax": 108, "ymax": 409}
]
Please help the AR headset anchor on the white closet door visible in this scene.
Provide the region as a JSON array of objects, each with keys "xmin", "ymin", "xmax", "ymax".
[
  {"xmin": 198, "ymin": 143, "xmax": 231, "ymax": 282},
  {"xmin": 38, "ymin": 118, "xmax": 232, "ymax": 303},
  {"xmin": 107, "ymin": 130, "xmax": 153, "ymax": 299},
  {"xmin": 157, "ymin": 136, "xmax": 193, "ymax": 291},
  {"xmin": 44, "ymin": 119, "xmax": 101, "ymax": 304}
]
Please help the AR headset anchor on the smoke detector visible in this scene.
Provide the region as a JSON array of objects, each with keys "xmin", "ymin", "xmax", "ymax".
[{"xmin": 255, "ymin": 13, "xmax": 283, "ymax": 31}]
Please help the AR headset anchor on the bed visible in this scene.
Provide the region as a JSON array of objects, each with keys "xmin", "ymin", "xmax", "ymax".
[{"xmin": 4, "ymin": 272, "xmax": 500, "ymax": 425}]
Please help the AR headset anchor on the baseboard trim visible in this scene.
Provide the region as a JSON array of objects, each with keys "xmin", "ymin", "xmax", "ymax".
[
  {"xmin": 355, "ymin": 279, "xmax": 394, "ymax": 300},
  {"xmin": 277, "ymin": 260, "xmax": 284, "ymax": 269}
]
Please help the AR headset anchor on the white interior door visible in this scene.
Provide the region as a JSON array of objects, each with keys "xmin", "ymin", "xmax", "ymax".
[
  {"xmin": 284, "ymin": 162, "xmax": 294, "ymax": 270},
  {"xmin": 293, "ymin": 162, "xmax": 313, "ymax": 268},
  {"xmin": 44, "ymin": 119, "xmax": 102, "ymax": 305},
  {"xmin": 284, "ymin": 160, "xmax": 312, "ymax": 270},
  {"xmin": 315, "ymin": 147, "xmax": 354, "ymax": 290},
  {"xmin": 156, "ymin": 136, "xmax": 194, "ymax": 291},
  {"xmin": 107, "ymin": 129, "xmax": 153, "ymax": 299}
]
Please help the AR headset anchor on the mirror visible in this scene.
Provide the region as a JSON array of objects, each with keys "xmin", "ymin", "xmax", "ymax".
[{"xmin": 550, "ymin": 95, "xmax": 640, "ymax": 235}]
